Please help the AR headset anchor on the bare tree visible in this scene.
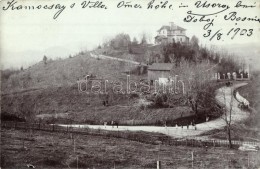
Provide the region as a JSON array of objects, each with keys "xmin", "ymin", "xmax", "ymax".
[
  {"xmin": 102, "ymin": 36, "xmax": 112, "ymax": 48},
  {"xmin": 109, "ymin": 33, "xmax": 131, "ymax": 49},
  {"xmin": 216, "ymin": 86, "xmax": 235, "ymax": 148},
  {"xmin": 190, "ymin": 35, "xmax": 199, "ymax": 49},
  {"xmin": 154, "ymin": 61, "xmax": 216, "ymax": 111},
  {"xmin": 43, "ymin": 55, "xmax": 47, "ymax": 65},
  {"xmin": 139, "ymin": 32, "xmax": 152, "ymax": 45},
  {"xmin": 174, "ymin": 61, "xmax": 215, "ymax": 115},
  {"xmin": 182, "ymin": 62, "xmax": 235, "ymax": 149},
  {"xmin": 132, "ymin": 37, "xmax": 138, "ymax": 45}
]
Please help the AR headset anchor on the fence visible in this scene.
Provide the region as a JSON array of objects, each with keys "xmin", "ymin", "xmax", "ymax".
[{"xmin": 1, "ymin": 121, "xmax": 259, "ymax": 149}]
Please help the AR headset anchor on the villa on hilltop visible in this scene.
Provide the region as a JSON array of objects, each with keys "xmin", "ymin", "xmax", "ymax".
[{"xmin": 155, "ymin": 22, "xmax": 189, "ymax": 44}]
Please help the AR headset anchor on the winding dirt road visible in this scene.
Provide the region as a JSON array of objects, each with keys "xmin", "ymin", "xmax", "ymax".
[{"xmin": 62, "ymin": 82, "xmax": 249, "ymax": 138}]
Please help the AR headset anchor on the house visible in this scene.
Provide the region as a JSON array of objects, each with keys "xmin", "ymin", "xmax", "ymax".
[
  {"xmin": 155, "ymin": 22, "xmax": 189, "ymax": 44},
  {"xmin": 148, "ymin": 63, "xmax": 174, "ymax": 84}
]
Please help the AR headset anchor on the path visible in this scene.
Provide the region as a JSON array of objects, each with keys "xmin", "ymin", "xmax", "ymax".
[
  {"xmin": 90, "ymin": 53, "xmax": 147, "ymax": 66},
  {"xmin": 61, "ymin": 83, "xmax": 250, "ymax": 138}
]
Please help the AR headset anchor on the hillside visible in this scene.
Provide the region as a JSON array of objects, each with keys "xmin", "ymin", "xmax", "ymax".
[
  {"xmin": 1, "ymin": 83, "xmax": 192, "ymax": 125},
  {"xmin": 94, "ymin": 44, "xmax": 155, "ymax": 63},
  {"xmin": 1, "ymin": 48, "xmax": 194, "ymax": 125},
  {"xmin": 1, "ymin": 42, "xmax": 226, "ymax": 126},
  {"xmin": 1, "ymin": 52, "xmax": 143, "ymax": 92}
]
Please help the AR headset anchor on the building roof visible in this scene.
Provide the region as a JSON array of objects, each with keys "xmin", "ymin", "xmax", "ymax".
[
  {"xmin": 157, "ymin": 25, "xmax": 186, "ymax": 32},
  {"xmin": 154, "ymin": 35, "xmax": 168, "ymax": 39},
  {"xmin": 148, "ymin": 63, "xmax": 174, "ymax": 71}
]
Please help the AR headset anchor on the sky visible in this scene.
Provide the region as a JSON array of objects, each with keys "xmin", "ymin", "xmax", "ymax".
[{"xmin": 0, "ymin": 0, "xmax": 259, "ymax": 69}]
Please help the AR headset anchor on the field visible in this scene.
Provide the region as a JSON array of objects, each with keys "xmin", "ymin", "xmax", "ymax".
[{"xmin": 1, "ymin": 128, "xmax": 260, "ymax": 169}]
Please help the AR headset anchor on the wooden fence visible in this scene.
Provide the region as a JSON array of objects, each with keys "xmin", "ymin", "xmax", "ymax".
[{"xmin": 1, "ymin": 121, "xmax": 259, "ymax": 149}]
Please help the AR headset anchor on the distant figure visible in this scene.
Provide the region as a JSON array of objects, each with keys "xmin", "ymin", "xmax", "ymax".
[
  {"xmin": 103, "ymin": 99, "xmax": 109, "ymax": 106},
  {"xmin": 206, "ymin": 116, "xmax": 209, "ymax": 122},
  {"xmin": 233, "ymin": 72, "xmax": 237, "ymax": 80},
  {"xmin": 104, "ymin": 122, "xmax": 107, "ymax": 128},
  {"xmin": 105, "ymin": 94, "xmax": 109, "ymax": 106},
  {"xmin": 111, "ymin": 121, "xmax": 114, "ymax": 128},
  {"xmin": 227, "ymin": 72, "xmax": 231, "ymax": 79},
  {"xmin": 111, "ymin": 121, "xmax": 119, "ymax": 128},
  {"xmin": 114, "ymin": 121, "xmax": 118, "ymax": 128},
  {"xmin": 190, "ymin": 122, "xmax": 193, "ymax": 129},
  {"xmin": 226, "ymin": 82, "xmax": 230, "ymax": 87}
]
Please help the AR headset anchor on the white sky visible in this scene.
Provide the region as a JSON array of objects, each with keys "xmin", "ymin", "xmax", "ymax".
[{"xmin": 0, "ymin": 0, "xmax": 259, "ymax": 69}]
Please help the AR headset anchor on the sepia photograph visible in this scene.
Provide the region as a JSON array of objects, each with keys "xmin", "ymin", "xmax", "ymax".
[{"xmin": 1, "ymin": 0, "xmax": 260, "ymax": 168}]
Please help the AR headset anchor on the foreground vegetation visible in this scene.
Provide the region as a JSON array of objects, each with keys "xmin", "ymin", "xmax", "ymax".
[{"xmin": 1, "ymin": 128, "xmax": 260, "ymax": 169}]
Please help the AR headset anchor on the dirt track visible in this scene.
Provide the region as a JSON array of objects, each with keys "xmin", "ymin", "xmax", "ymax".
[{"xmin": 62, "ymin": 83, "xmax": 250, "ymax": 138}]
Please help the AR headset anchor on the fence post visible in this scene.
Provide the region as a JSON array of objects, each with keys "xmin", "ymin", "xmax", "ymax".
[
  {"xmin": 32, "ymin": 123, "xmax": 35, "ymax": 134},
  {"xmin": 157, "ymin": 160, "xmax": 161, "ymax": 169},
  {"xmin": 76, "ymin": 155, "xmax": 78, "ymax": 169},
  {"xmin": 191, "ymin": 151, "xmax": 194, "ymax": 168},
  {"xmin": 247, "ymin": 153, "xmax": 250, "ymax": 168},
  {"xmin": 73, "ymin": 139, "xmax": 76, "ymax": 153}
]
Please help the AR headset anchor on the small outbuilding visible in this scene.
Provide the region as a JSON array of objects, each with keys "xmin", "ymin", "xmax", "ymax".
[{"xmin": 148, "ymin": 63, "xmax": 174, "ymax": 84}]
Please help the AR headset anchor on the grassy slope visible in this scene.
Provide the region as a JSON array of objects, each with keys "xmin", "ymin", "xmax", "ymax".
[
  {"xmin": 1, "ymin": 48, "xmax": 193, "ymax": 125},
  {"xmin": 1, "ymin": 128, "xmax": 259, "ymax": 169},
  {"xmin": 1, "ymin": 52, "xmax": 140, "ymax": 92},
  {"xmin": 1, "ymin": 84, "xmax": 192, "ymax": 124}
]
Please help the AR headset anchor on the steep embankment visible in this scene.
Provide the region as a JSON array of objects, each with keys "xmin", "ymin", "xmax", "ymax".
[{"xmin": 236, "ymin": 73, "xmax": 260, "ymax": 129}]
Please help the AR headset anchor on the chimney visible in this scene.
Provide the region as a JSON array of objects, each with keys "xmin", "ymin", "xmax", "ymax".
[{"xmin": 170, "ymin": 22, "xmax": 175, "ymax": 30}]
